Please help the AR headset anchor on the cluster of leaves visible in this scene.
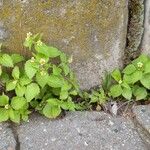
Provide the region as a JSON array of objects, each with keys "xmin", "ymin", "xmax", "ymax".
[
  {"xmin": 89, "ymin": 54, "xmax": 150, "ymax": 106},
  {"xmin": 0, "ymin": 33, "xmax": 80, "ymax": 123}
]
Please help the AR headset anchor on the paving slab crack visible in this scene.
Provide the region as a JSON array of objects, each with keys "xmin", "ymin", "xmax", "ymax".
[
  {"xmin": 8, "ymin": 123, "xmax": 20, "ymax": 150},
  {"xmin": 131, "ymin": 116, "xmax": 150, "ymax": 149}
]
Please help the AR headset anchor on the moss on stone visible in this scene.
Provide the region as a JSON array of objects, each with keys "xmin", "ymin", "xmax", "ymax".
[{"xmin": 0, "ymin": 0, "xmax": 126, "ymax": 61}]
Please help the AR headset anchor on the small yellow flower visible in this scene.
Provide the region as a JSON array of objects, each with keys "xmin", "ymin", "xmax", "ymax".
[
  {"xmin": 137, "ymin": 62, "xmax": 143, "ymax": 68},
  {"xmin": 27, "ymin": 32, "xmax": 32, "ymax": 38},
  {"xmin": 40, "ymin": 70, "xmax": 46, "ymax": 76},
  {"xmin": 119, "ymin": 80, "xmax": 122, "ymax": 84},
  {"xmin": 68, "ymin": 55, "xmax": 73, "ymax": 63},
  {"xmin": 5, "ymin": 104, "xmax": 9, "ymax": 109},
  {"xmin": 30, "ymin": 57, "xmax": 35, "ymax": 63},
  {"xmin": 37, "ymin": 40, "xmax": 43, "ymax": 46},
  {"xmin": 13, "ymin": 80, "xmax": 17, "ymax": 84},
  {"xmin": 40, "ymin": 58, "xmax": 46, "ymax": 65},
  {"xmin": 26, "ymin": 32, "xmax": 32, "ymax": 40}
]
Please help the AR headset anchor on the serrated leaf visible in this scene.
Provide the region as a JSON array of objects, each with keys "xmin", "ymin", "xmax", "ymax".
[
  {"xmin": 9, "ymin": 109, "xmax": 20, "ymax": 123},
  {"xmin": 48, "ymin": 75, "xmax": 63, "ymax": 88},
  {"xmin": 25, "ymin": 83, "xmax": 40, "ymax": 102},
  {"xmin": 0, "ymin": 94, "xmax": 9, "ymax": 106},
  {"xmin": 132, "ymin": 54, "xmax": 148, "ymax": 66},
  {"xmin": 53, "ymin": 65, "xmax": 62, "ymax": 75},
  {"xmin": 19, "ymin": 76, "xmax": 32, "ymax": 86},
  {"xmin": 6, "ymin": 80, "xmax": 17, "ymax": 91},
  {"xmin": 35, "ymin": 43, "xmax": 60, "ymax": 58},
  {"xmin": 47, "ymin": 98, "xmax": 61, "ymax": 106},
  {"xmin": 1, "ymin": 72, "xmax": 9, "ymax": 83},
  {"xmin": 11, "ymin": 54, "xmax": 24, "ymax": 64},
  {"xmin": 25, "ymin": 61, "xmax": 37, "ymax": 79},
  {"xmin": 43, "ymin": 103, "xmax": 61, "ymax": 119},
  {"xmin": 0, "ymin": 108, "xmax": 9, "ymax": 122},
  {"xmin": 15, "ymin": 85, "xmax": 26, "ymax": 97},
  {"xmin": 110, "ymin": 84, "xmax": 122, "ymax": 98},
  {"xmin": 133, "ymin": 86, "xmax": 147, "ymax": 100},
  {"xmin": 60, "ymin": 53, "xmax": 67, "ymax": 63},
  {"xmin": 123, "ymin": 71, "xmax": 142, "ymax": 84},
  {"xmin": 61, "ymin": 63, "xmax": 70, "ymax": 76},
  {"xmin": 36, "ymin": 72, "xmax": 49, "ymax": 88},
  {"xmin": 111, "ymin": 69, "xmax": 121, "ymax": 82},
  {"xmin": 12, "ymin": 66, "xmax": 20, "ymax": 79},
  {"xmin": 60, "ymin": 90, "xmax": 68, "ymax": 100},
  {"xmin": 123, "ymin": 64, "xmax": 136, "ymax": 75},
  {"xmin": 60, "ymin": 100, "xmax": 76, "ymax": 111},
  {"xmin": 140, "ymin": 73, "xmax": 150, "ymax": 89},
  {"xmin": 144, "ymin": 61, "xmax": 150, "ymax": 73},
  {"xmin": 122, "ymin": 87, "xmax": 132, "ymax": 100},
  {"xmin": 0, "ymin": 54, "xmax": 14, "ymax": 67},
  {"xmin": 11, "ymin": 97, "xmax": 27, "ymax": 110}
]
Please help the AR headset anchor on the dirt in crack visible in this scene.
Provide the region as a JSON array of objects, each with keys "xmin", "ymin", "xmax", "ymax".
[{"xmin": 8, "ymin": 123, "xmax": 20, "ymax": 150}]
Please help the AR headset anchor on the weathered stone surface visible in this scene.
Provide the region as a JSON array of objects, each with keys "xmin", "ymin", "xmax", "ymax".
[
  {"xmin": 133, "ymin": 105, "xmax": 150, "ymax": 134},
  {"xmin": 141, "ymin": 0, "xmax": 150, "ymax": 54},
  {"xmin": 0, "ymin": 0, "xmax": 128, "ymax": 89},
  {"xmin": 0, "ymin": 123, "xmax": 16, "ymax": 150},
  {"xmin": 17, "ymin": 112, "xmax": 146, "ymax": 150}
]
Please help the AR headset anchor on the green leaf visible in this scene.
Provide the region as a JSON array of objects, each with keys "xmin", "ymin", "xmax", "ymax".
[
  {"xmin": 111, "ymin": 69, "xmax": 121, "ymax": 82},
  {"xmin": 61, "ymin": 63, "xmax": 70, "ymax": 76},
  {"xmin": 23, "ymin": 37, "xmax": 33, "ymax": 50},
  {"xmin": 43, "ymin": 103, "xmax": 61, "ymax": 119},
  {"xmin": 140, "ymin": 73, "xmax": 150, "ymax": 89},
  {"xmin": 123, "ymin": 71, "xmax": 142, "ymax": 84},
  {"xmin": 6, "ymin": 80, "xmax": 17, "ymax": 91},
  {"xmin": 15, "ymin": 85, "xmax": 26, "ymax": 97},
  {"xmin": 0, "ymin": 108, "xmax": 9, "ymax": 122},
  {"xmin": 60, "ymin": 90, "xmax": 68, "ymax": 100},
  {"xmin": 0, "ymin": 66, "xmax": 2, "ymax": 76},
  {"xmin": 25, "ymin": 61, "xmax": 37, "ymax": 79},
  {"xmin": 36, "ymin": 72, "xmax": 49, "ymax": 88},
  {"xmin": 60, "ymin": 53, "xmax": 67, "ymax": 63},
  {"xmin": 53, "ymin": 65, "xmax": 62, "ymax": 75},
  {"xmin": 0, "ymin": 94, "xmax": 9, "ymax": 106},
  {"xmin": 110, "ymin": 84, "xmax": 122, "ymax": 98},
  {"xmin": 0, "ymin": 54, "xmax": 14, "ymax": 67},
  {"xmin": 1, "ymin": 72, "xmax": 9, "ymax": 83},
  {"xmin": 25, "ymin": 83, "xmax": 40, "ymax": 102},
  {"xmin": 144, "ymin": 61, "xmax": 150, "ymax": 73},
  {"xmin": 19, "ymin": 76, "xmax": 32, "ymax": 86},
  {"xmin": 35, "ymin": 43, "xmax": 60, "ymax": 58},
  {"xmin": 133, "ymin": 86, "xmax": 147, "ymax": 100},
  {"xmin": 11, "ymin": 54, "xmax": 24, "ymax": 64},
  {"xmin": 122, "ymin": 87, "xmax": 132, "ymax": 100},
  {"xmin": 11, "ymin": 97, "xmax": 27, "ymax": 110},
  {"xmin": 123, "ymin": 64, "xmax": 136, "ymax": 75},
  {"xmin": 48, "ymin": 75, "xmax": 63, "ymax": 88},
  {"xmin": 12, "ymin": 66, "xmax": 20, "ymax": 79},
  {"xmin": 9, "ymin": 109, "xmax": 20, "ymax": 123},
  {"xmin": 60, "ymin": 100, "xmax": 76, "ymax": 111},
  {"xmin": 47, "ymin": 98, "xmax": 61, "ymax": 106},
  {"xmin": 132, "ymin": 54, "xmax": 148, "ymax": 66}
]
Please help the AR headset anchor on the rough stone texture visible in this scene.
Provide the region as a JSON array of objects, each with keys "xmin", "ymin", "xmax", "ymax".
[
  {"xmin": 0, "ymin": 0, "xmax": 128, "ymax": 89},
  {"xmin": 0, "ymin": 123, "xmax": 16, "ymax": 150},
  {"xmin": 141, "ymin": 0, "xmax": 150, "ymax": 54},
  {"xmin": 133, "ymin": 105, "xmax": 150, "ymax": 134},
  {"xmin": 17, "ymin": 112, "xmax": 147, "ymax": 150}
]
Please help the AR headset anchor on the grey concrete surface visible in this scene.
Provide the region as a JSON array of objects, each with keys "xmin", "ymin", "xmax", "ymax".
[
  {"xmin": 0, "ymin": 123, "xmax": 16, "ymax": 150},
  {"xmin": 17, "ymin": 112, "xmax": 147, "ymax": 150}
]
